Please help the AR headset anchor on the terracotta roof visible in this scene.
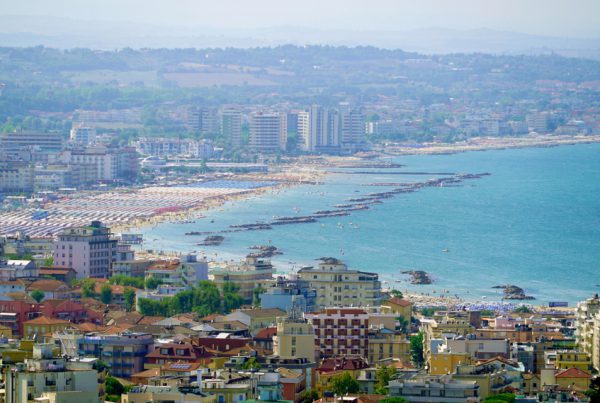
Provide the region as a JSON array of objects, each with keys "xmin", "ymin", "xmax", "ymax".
[
  {"xmin": 254, "ymin": 327, "xmax": 277, "ymax": 340},
  {"xmin": 75, "ymin": 322, "xmax": 107, "ymax": 333},
  {"xmin": 25, "ymin": 316, "xmax": 71, "ymax": 325},
  {"xmin": 318, "ymin": 357, "xmax": 369, "ymax": 373},
  {"xmin": 39, "ymin": 267, "xmax": 74, "ymax": 275},
  {"xmin": 102, "ymin": 323, "xmax": 135, "ymax": 334},
  {"xmin": 387, "ymin": 297, "xmax": 411, "ymax": 307},
  {"xmin": 147, "ymin": 260, "xmax": 180, "ymax": 271},
  {"xmin": 555, "ymin": 368, "xmax": 591, "ymax": 379},
  {"xmin": 200, "ymin": 313, "xmax": 223, "ymax": 323},
  {"xmin": 276, "ymin": 367, "xmax": 303, "ymax": 379},
  {"xmin": 109, "ymin": 312, "xmax": 144, "ymax": 325},
  {"xmin": 476, "ymin": 356, "xmax": 520, "ymax": 368},
  {"xmin": 6, "ymin": 292, "xmax": 35, "ymax": 302},
  {"xmin": 131, "ymin": 367, "xmax": 161, "ymax": 379},
  {"xmin": 234, "ymin": 308, "xmax": 285, "ymax": 318},
  {"xmin": 146, "ymin": 343, "xmax": 213, "ymax": 360},
  {"xmin": 137, "ymin": 316, "xmax": 167, "ymax": 325},
  {"xmin": 27, "ymin": 279, "xmax": 69, "ymax": 292},
  {"xmin": 162, "ymin": 361, "xmax": 204, "ymax": 372}
]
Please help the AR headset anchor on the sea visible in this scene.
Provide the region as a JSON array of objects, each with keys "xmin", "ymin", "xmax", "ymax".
[{"xmin": 133, "ymin": 142, "xmax": 600, "ymax": 305}]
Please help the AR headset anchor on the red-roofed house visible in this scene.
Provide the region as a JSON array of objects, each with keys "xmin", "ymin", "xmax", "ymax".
[
  {"xmin": 145, "ymin": 342, "xmax": 213, "ymax": 369},
  {"xmin": 555, "ymin": 368, "xmax": 591, "ymax": 391},
  {"xmin": 254, "ymin": 327, "xmax": 277, "ymax": 353},
  {"xmin": 381, "ymin": 297, "xmax": 413, "ymax": 320}
]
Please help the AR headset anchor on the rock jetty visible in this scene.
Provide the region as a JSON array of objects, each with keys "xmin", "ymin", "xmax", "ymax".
[
  {"xmin": 402, "ymin": 270, "xmax": 433, "ymax": 285},
  {"xmin": 493, "ymin": 284, "xmax": 535, "ymax": 300}
]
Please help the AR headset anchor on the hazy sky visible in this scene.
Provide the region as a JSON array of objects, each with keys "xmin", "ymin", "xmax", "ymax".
[{"xmin": 1, "ymin": 0, "xmax": 600, "ymax": 37}]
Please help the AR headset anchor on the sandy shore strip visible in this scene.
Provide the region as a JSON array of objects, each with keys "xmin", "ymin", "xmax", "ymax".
[{"xmin": 375, "ymin": 134, "xmax": 600, "ymax": 156}]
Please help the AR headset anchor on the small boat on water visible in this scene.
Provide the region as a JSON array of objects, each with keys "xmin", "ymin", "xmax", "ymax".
[{"xmin": 442, "ymin": 249, "xmax": 449, "ymax": 252}]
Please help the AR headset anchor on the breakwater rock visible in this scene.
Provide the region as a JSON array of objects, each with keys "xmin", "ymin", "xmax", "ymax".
[{"xmin": 493, "ymin": 284, "xmax": 535, "ymax": 300}]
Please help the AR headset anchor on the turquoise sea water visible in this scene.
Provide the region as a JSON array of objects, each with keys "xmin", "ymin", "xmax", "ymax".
[{"xmin": 135, "ymin": 143, "xmax": 600, "ymax": 304}]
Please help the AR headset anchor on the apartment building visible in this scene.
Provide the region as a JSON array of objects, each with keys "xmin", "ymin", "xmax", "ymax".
[
  {"xmin": 297, "ymin": 258, "xmax": 381, "ymax": 309},
  {"xmin": 53, "ymin": 221, "xmax": 117, "ymax": 279},
  {"xmin": 305, "ymin": 308, "xmax": 369, "ymax": 358}
]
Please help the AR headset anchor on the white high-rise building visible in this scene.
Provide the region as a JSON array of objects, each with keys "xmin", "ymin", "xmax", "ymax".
[
  {"xmin": 339, "ymin": 102, "xmax": 366, "ymax": 152},
  {"xmin": 221, "ymin": 107, "xmax": 242, "ymax": 147},
  {"xmin": 297, "ymin": 111, "xmax": 310, "ymax": 151},
  {"xmin": 250, "ymin": 112, "xmax": 287, "ymax": 153},
  {"xmin": 70, "ymin": 125, "xmax": 96, "ymax": 145}
]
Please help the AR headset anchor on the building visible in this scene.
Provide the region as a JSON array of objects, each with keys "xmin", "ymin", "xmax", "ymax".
[
  {"xmin": 53, "ymin": 221, "xmax": 117, "ymax": 279},
  {"xmin": 250, "ymin": 112, "xmax": 287, "ymax": 152},
  {"xmin": 211, "ymin": 255, "xmax": 275, "ymax": 303},
  {"xmin": 273, "ymin": 307, "xmax": 316, "ymax": 362},
  {"xmin": 297, "ymin": 258, "xmax": 381, "ymax": 309},
  {"xmin": 188, "ymin": 107, "xmax": 219, "ymax": 136},
  {"xmin": 145, "ymin": 342, "xmax": 213, "ymax": 368},
  {"xmin": 0, "ymin": 259, "xmax": 38, "ymax": 281},
  {"xmin": 381, "ymin": 297, "xmax": 413, "ymax": 321},
  {"xmin": 76, "ymin": 331, "xmax": 154, "ymax": 379},
  {"xmin": 575, "ymin": 295, "xmax": 600, "ymax": 370},
  {"xmin": 221, "ymin": 107, "xmax": 242, "ymax": 148},
  {"xmin": 453, "ymin": 357, "xmax": 523, "ymax": 399},
  {"xmin": 0, "ymin": 131, "xmax": 64, "ymax": 153},
  {"xmin": 339, "ymin": 103, "xmax": 366, "ymax": 152},
  {"xmin": 367, "ymin": 327, "xmax": 411, "ymax": 365},
  {"xmin": 4, "ymin": 344, "xmax": 99, "ymax": 403},
  {"xmin": 260, "ymin": 277, "xmax": 317, "ymax": 313},
  {"xmin": 0, "ymin": 162, "xmax": 35, "ymax": 194},
  {"xmin": 224, "ymin": 308, "xmax": 286, "ymax": 336},
  {"xmin": 70, "ymin": 125, "xmax": 96, "ymax": 145},
  {"xmin": 305, "ymin": 308, "xmax": 369, "ymax": 358},
  {"xmin": 555, "ymin": 350, "xmax": 592, "ymax": 371},
  {"xmin": 135, "ymin": 137, "xmax": 216, "ymax": 159},
  {"xmin": 388, "ymin": 374, "xmax": 481, "ymax": 403},
  {"xmin": 123, "ymin": 384, "xmax": 216, "ymax": 403},
  {"xmin": 23, "ymin": 316, "xmax": 72, "ymax": 340},
  {"xmin": 38, "ymin": 267, "xmax": 77, "ymax": 284}
]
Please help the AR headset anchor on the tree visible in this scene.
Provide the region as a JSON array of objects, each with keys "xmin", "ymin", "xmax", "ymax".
[
  {"xmin": 299, "ymin": 389, "xmax": 320, "ymax": 403},
  {"xmin": 241, "ymin": 357, "xmax": 261, "ymax": 370},
  {"xmin": 514, "ymin": 305, "xmax": 532, "ymax": 314},
  {"xmin": 380, "ymin": 398, "xmax": 408, "ymax": 403},
  {"xmin": 100, "ymin": 283, "xmax": 113, "ymax": 304},
  {"xmin": 80, "ymin": 279, "xmax": 96, "ymax": 298},
  {"xmin": 389, "ymin": 289, "xmax": 403, "ymax": 299},
  {"xmin": 396, "ymin": 315, "xmax": 409, "ymax": 333},
  {"xmin": 375, "ymin": 365, "xmax": 396, "ymax": 394},
  {"xmin": 483, "ymin": 393, "xmax": 516, "ymax": 403},
  {"xmin": 410, "ymin": 332, "xmax": 424, "ymax": 367},
  {"xmin": 123, "ymin": 288, "xmax": 135, "ymax": 311},
  {"xmin": 42, "ymin": 256, "xmax": 54, "ymax": 267},
  {"xmin": 253, "ymin": 285, "xmax": 266, "ymax": 306},
  {"xmin": 109, "ymin": 274, "xmax": 145, "ymax": 289},
  {"xmin": 30, "ymin": 290, "xmax": 45, "ymax": 303},
  {"xmin": 145, "ymin": 276, "xmax": 162, "ymax": 290},
  {"xmin": 330, "ymin": 372, "xmax": 359, "ymax": 395},
  {"xmin": 585, "ymin": 376, "xmax": 600, "ymax": 403},
  {"xmin": 223, "ymin": 281, "xmax": 243, "ymax": 313},
  {"xmin": 105, "ymin": 376, "xmax": 124, "ymax": 397}
]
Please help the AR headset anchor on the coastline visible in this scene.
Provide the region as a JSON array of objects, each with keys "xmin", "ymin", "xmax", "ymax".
[
  {"xmin": 111, "ymin": 166, "xmax": 326, "ymax": 235},
  {"xmin": 374, "ymin": 134, "xmax": 600, "ymax": 156}
]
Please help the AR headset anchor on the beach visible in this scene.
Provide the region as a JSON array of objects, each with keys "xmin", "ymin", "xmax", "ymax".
[{"xmin": 375, "ymin": 134, "xmax": 600, "ymax": 156}]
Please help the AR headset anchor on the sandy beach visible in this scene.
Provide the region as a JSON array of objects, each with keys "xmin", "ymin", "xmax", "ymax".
[{"xmin": 375, "ymin": 134, "xmax": 600, "ymax": 156}]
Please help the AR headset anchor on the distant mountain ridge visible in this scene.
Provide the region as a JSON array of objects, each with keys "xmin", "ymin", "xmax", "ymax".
[{"xmin": 1, "ymin": 15, "xmax": 599, "ymax": 59}]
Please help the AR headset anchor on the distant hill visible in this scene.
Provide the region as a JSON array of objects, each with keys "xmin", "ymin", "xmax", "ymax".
[{"xmin": 0, "ymin": 15, "xmax": 599, "ymax": 59}]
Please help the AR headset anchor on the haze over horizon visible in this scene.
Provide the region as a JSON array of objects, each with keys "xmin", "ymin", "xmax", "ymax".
[{"xmin": 1, "ymin": 0, "xmax": 600, "ymax": 38}]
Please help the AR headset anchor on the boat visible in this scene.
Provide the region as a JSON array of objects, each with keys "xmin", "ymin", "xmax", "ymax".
[{"xmin": 442, "ymin": 249, "xmax": 449, "ymax": 252}]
